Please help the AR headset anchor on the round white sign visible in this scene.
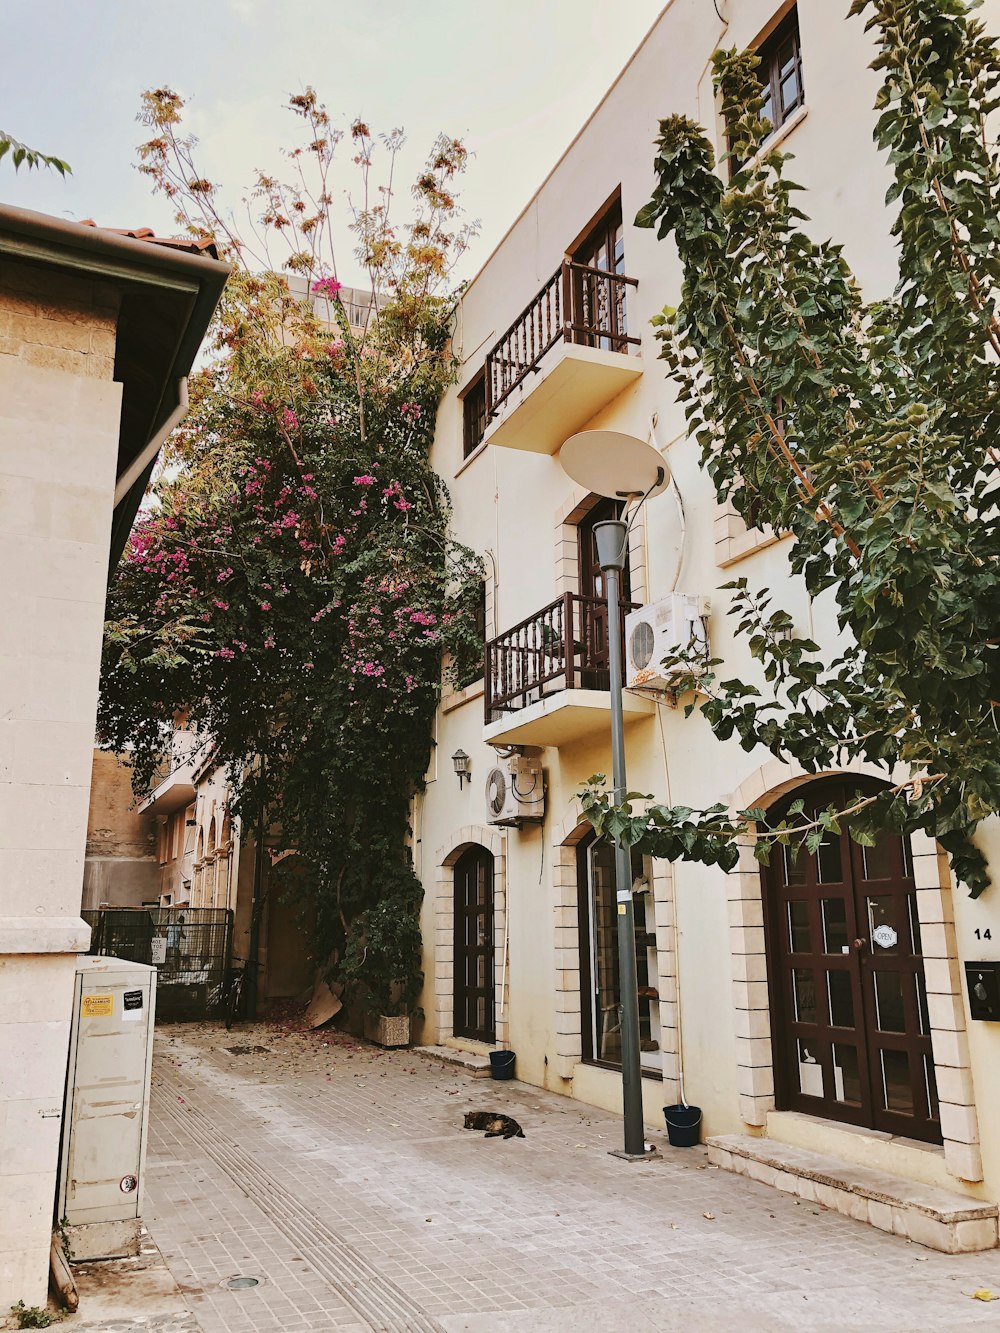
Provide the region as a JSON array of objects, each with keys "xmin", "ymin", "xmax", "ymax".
[{"xmin": 872, "ymin": 924, "xmax": 898, "ymax": 950}]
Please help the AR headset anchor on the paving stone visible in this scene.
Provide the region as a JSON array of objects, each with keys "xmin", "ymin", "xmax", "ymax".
[{"xmin": 127, "ymin": 1023, "xmax": 1000, "ymax": 1331}]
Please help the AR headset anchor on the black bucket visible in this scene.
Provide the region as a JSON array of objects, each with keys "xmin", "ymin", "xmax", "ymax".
[
  {"xmin": 490, "ymin": 1049, "xmax": 516, "ymax": 1080},
  {"xmin": 663, "ymin": 1103, "xmax": 702, "ymax": 1147}
]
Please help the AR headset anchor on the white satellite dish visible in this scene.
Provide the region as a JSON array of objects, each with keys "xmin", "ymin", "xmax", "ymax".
[{"xmin": 560, "ymin": 430, "xmax": 670, "ymax": 501}]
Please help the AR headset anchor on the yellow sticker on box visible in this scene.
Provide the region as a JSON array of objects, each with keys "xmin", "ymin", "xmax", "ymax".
[{"xmin": 82, "ymin": 993, "xmax": 114, "ymax": 1017}]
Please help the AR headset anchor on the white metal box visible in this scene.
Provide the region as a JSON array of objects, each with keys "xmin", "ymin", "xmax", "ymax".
[{"xmin": 58, "ymin": 956, "xmax": 156, "ymax": 1260}]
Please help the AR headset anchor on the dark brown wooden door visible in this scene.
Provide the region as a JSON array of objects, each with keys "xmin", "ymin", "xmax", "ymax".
[
  {"xmin": 763, "ymin": 779, "xmax": 941, "ymax": 1144},
  {"xmin": 454, "ymin": 846, "xmax": 495, "ymax": 1043},
  {"xmin": 577, "ymin": 498, "xmax": 630, "ymax": 689},
  {"xmin": 572, "ymin": 201, "xmax": 628, "ymax": 352}
]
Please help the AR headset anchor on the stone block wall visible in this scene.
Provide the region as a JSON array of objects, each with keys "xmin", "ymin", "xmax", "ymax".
[{"xmin": 0, "ymin": 258, "xmax": 123, "ymax": 1307}]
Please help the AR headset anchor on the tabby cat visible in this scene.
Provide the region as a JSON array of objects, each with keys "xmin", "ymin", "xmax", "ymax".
[{"xmin": 463, "ymin": 1110, "xmax": 525, "ymax": 1139}]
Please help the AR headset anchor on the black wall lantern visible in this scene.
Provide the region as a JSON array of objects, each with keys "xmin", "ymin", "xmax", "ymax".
[{"xmin": 452, "ymin": 749, "xmax": 471, "ymax": 789}]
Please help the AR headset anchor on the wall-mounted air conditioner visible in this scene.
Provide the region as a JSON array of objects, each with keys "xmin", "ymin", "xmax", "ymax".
[
  {"xmin": 486, "ymin": 752, "xmax": 545, "ymax": 826},
  {"xmin": 624, "ymin": 594, "xmax": 710, "ymax": 691}
]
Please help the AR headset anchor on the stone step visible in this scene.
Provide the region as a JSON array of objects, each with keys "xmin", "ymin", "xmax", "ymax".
[
  {"xmin": 414, "ymin": 1045, "xmax": 493, "ymax": 1077},
  {"xmin": 707, "ymin": 1133, "xmax": 998, "ymax": 1254}
]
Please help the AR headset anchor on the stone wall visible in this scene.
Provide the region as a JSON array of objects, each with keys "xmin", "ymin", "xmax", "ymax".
[{"xmin": 0, "ymin": 258, "xmax": 123, "ymax": 1307}]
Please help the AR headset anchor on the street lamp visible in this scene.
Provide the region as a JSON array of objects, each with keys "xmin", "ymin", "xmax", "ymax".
[{"xmin": 560, "ymin": 429, "xmax": 670, "ymax": 1160}]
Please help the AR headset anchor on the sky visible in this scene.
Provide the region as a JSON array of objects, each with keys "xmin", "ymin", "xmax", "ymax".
[{"xmin": 2, "ymin": 0, "xmax": 665, "ymax": 285}]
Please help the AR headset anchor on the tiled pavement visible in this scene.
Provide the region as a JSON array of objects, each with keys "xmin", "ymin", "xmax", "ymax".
[{"xmin": 135, "ymin": 1022, "xmax": 1000, "ymax": 1332}]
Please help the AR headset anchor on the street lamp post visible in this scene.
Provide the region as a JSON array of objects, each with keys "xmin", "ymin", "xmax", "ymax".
[
  {"xmin": 595, "ymin": 518, "xmax": 646, "ymax": 1158},
  {"xmin": 558, "ymin": 429, "xmax": 670, "ymax": 1163}
]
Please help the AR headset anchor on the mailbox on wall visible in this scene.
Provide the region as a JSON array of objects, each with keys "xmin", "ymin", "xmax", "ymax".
[{"xmin": 965, "ymin": 962, "xmax": 1000, "ymax": 1021}]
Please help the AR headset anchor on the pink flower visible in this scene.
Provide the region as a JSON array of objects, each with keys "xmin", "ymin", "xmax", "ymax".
[
  {"xmin": 213, "ymin": 599, "xmax": 229, "ymax": 610},
  {"xmin": 264, "ymin": 634, "xmax": 276, "ymax": 649},
  {"xmin": 326, "ymin": 340, "xmax": 345, "ymax": 358},
  {"xmin": 215, "ymin": 647, "xmax": 236, "ymax": 660},
  {"xmin": 282, "ymin": 408, "xmax": 299, "ymax": 430},
  {"xmin": 260, "ymin": 602, "xmax": 271, "ymax": 611},
  {"xmin": 394, "ymin": 498, "xmax": 412, "ymax": 511},
  {"xmin": 353, "ymin": 474, "xmax": 376, "ymax": 486},
  {"xmin": 312, "ymin": 276, "xmax": 343, "ymax": 299},
  {"xmin": 400, "ymin": 402, "xmax": 422, "ymax": 420}
]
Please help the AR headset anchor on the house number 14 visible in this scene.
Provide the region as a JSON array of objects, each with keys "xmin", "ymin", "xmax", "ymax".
[{"xmin": 974, "ymin": 929, "xmax": 992, "ymax": 940}]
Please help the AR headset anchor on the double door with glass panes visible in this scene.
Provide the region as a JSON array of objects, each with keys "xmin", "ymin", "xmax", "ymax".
[
  {"xmin": 577, "ymin": 837, "xmax": 661, "ymax": 1075},
  {"xmin": 763, "ymin": 780, "xmax": 941, "ymax": 1144}
]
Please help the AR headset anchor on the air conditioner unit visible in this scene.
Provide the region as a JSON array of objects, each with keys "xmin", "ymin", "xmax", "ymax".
[
  {"xmin": 485, "ymin": 753, "xmax": 545, "ymax": 826},
  {"xmin": 624, "ymin": 594, "xmax": 710, "ymax": 690}
]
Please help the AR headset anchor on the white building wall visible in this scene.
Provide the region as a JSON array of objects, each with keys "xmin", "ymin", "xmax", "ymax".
[{"xmin": 420, "ymin": 0, "xmax": 1000, "ymax": 1205}]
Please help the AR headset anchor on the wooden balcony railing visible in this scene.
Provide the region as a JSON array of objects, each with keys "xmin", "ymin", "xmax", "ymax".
[
  {"xmin": 485, "ymin": 592, "xmax": 640, "ymax": 723},
  {"xmin": 485, "ymin": 260, "xmax": 639, "ymax": 419}
]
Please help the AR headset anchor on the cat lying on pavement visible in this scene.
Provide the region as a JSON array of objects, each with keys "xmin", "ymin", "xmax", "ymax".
[{"xmin": 463, "ymin": 1110, "xmax": 525, "ymax": 1139}]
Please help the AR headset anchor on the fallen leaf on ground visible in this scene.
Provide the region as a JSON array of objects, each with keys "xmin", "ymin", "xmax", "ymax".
[
  {"xmin": 703, "ymin": 1212, "xmax": 715, "ymax": 1220},
  {"xmin": 971, "ymin": 1290, "xmax": 998, "ymax": 1302}
]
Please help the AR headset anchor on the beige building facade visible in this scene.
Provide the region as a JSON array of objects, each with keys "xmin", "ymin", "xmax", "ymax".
[
  {"xmin": 0, "ymin": 207, "xmax": 226, "ymax": 1307},
  {"xmin": 417, "ymin": 0, "xmax": 1000, "ymax": 1249}
]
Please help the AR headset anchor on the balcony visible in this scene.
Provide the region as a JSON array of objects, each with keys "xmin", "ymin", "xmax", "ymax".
[
  {"xmin": 484, "ymin": 593, "xmax": 655, "ymax": 747},
  {"xmin": 483, "ymin": 261, "xmax": 642, "ymax": 455}
]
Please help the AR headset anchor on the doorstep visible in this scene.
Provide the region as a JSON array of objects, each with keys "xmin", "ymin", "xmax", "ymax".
[
  {"xmin": 414, "ymin": 1044, "xmax": 492, "ymax": 1077},
  {"xmin": 707, "ymin": 1133, "xmax": 998, "ymax": 1254}
]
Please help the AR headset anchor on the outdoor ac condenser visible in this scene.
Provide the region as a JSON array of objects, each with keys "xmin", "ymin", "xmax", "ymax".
[
  {"xmin": 624, "ymin": 594, "xmax": 711, "ymax": 691},
  {"xmin": 486, "ymin": 752, "xmax": 545, "ymax": 826},
  {"xmin": 58, "ymin": 956, "xmax": 157, "ymax": 1260}
]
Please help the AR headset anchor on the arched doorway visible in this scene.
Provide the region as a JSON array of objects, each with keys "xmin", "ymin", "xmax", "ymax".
[
  {"xmin": 762, "ymin": 778, "xmax": 941, "ymax": 1144},
  {"xmin": 453, "ymin": 846, "xmax": 495, "ymax": 1043}
]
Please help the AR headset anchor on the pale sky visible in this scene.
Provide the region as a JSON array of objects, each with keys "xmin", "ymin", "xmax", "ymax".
[{"xmin": 2, "ymin": 0, "xmax": 666, "ymax": 284}]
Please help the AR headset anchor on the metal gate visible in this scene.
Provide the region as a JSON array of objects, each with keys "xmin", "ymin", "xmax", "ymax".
[{"xmin": 82, "ymin": 908, "xmax": 232, "ymax": 1021}]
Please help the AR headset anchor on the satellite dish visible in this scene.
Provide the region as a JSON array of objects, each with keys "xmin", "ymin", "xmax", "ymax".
[{"xmin": 560, "ymin": 430, "xmax": 670, "ymax": 501}]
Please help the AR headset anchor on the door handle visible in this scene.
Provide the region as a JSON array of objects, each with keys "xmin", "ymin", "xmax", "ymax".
[{"xmin": 852, "ymin": 938, "xmax": 868, "ymax": 952}]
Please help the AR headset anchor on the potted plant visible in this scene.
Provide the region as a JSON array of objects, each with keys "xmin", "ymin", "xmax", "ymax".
[{"xmin": 345, "ymin": 889, "xmax": 423, "ymax": 1048}]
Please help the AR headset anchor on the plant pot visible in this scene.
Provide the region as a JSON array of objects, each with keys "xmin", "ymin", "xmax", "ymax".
[
  {"xmin": 366, "ymin": 1013, "xmax": 410, "ymax": 1048},
  {"xmin": 663, "ymin": 1103, "xmax": 702, "ymax": 1147},
  {"xmin": 489, "ymin": 1049, "xmax": 516, "ymax": 1080}
]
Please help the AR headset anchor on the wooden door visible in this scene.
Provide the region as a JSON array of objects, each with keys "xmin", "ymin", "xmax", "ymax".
[
  {"xmin": 454, "ymin": 846, "xmax": 495, "ymax": 1043},
  {"xmin": 763, "ymin": 780, "xmax": 941, "ymax": 1144},
  {"xmin": 572, "ymin": 201, "xmax": 628, "ymax": 351},
  {"xmin": 577, "ymin": 498, "xmax": 630, "ymax": 689}
]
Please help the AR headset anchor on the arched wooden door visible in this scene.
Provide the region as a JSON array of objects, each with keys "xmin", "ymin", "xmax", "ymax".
[
  {"xmin": 763, "ymin": 779, "xmax": 941, "ymax": 1144},
  {"xmin": 453, "ymin": 846, "xmax": 495, "ymax": 1043}
]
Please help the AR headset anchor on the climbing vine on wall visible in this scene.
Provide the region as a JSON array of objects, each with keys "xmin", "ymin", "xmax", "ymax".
[{"xmin": 99, "ymin": 89, "xmax": 483, "ymax": 1014}]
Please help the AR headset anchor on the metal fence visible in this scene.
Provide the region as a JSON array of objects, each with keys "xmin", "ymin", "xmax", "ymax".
[{"xmin": 82, "ymin": 907, "xmax": 233, "ymax": 1021}]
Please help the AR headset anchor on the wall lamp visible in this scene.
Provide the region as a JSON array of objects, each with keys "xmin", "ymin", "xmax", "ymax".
[{"xmin": 452, "ymin": 749, "xmax": 471, "ymax": 789}]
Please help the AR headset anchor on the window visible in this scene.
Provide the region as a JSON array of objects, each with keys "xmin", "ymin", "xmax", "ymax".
[
  {"xmin": 757, "ymin": 9, "xmax": 804, "ymax": 136},
  {"xmin": 461, "ymin": 372, "xmax": 487, "ymax": 458}
]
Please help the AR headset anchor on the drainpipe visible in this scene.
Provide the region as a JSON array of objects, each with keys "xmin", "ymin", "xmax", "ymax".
[{"xmin": 113, "ymin": 377, "xmax": 189, "ymax": 506}]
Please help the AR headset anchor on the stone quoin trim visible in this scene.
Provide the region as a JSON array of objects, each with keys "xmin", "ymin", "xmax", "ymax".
[
  {"xmin": 435, "ymin": 826, "xmax": 507, "ymax": 1048},
  {"xmin": 726, "ymin": 757, "xmax": 983, "ymax": 1184}
]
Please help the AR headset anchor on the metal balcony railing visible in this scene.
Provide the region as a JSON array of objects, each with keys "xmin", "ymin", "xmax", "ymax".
[
  {"xmin": 485, "ymin": 592, "xmax": 639, "ymax": 723},
  {"xmin": 485, "ymin": 260, "xmax": 639, "ymax": 419}
]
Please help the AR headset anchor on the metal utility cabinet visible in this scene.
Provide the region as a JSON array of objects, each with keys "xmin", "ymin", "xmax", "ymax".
[{"xmin": 58, "ymin": 956, "xmax": 156, "ymax": 1260}]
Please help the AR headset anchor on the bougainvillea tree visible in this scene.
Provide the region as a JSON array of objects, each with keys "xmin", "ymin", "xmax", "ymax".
[
  {"xmin": 99, "ymin": 89, "xmax": 483, "ymax": 1014},
  {"xmin": 583, "ymin": 0, "xmax": 1000, "ymax": 896}
]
